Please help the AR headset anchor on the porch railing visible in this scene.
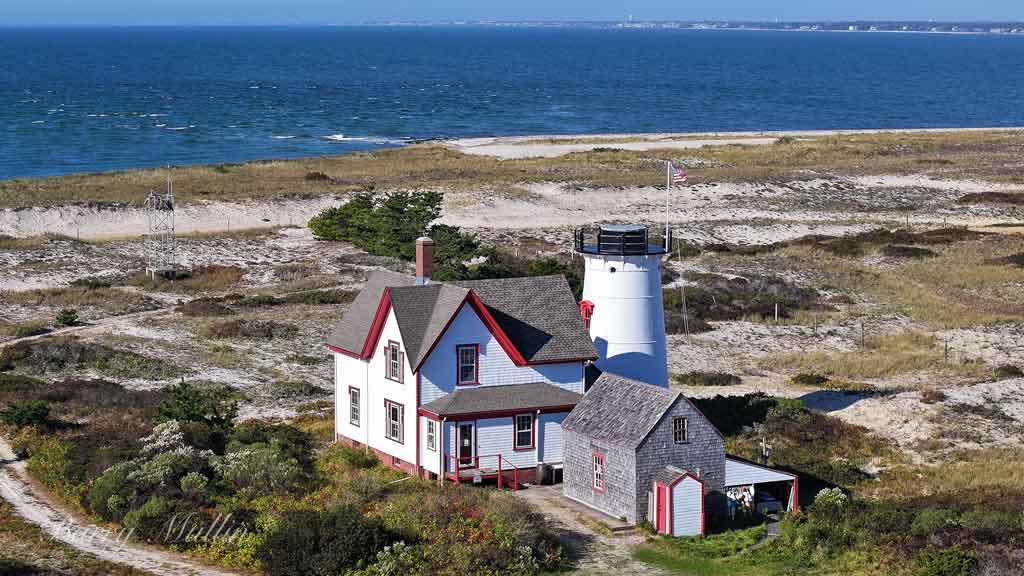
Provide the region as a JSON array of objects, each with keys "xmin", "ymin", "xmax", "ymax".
[{"xmin": 445, "ymin": 453, "xmax": 521, "ymax": 490}]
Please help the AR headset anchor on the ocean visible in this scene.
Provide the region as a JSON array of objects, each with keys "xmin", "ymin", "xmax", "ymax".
[{"xmin": 2, "ymin": 26, "xmax": 1023, "ymax": 180}]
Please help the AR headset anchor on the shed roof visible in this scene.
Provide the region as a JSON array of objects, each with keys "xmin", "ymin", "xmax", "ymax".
[
  {"xmin": 725, "ymin": 456, "xmax": 797, "ymax": 487},
  {"xmin": 420, "ymin": 382, "xmax": 581, "ymax": 417},
  {"xmin": 561, "ymin": 372, "xmax": 680, "ymax": 448},
  {"xmin": 654, "ymin": 466, "xmax": 699, "ymax": 486}
]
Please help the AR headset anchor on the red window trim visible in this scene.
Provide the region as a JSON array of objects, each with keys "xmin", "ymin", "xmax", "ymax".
[
  {"xmin": 592, "ymin": 452, "xmax": 606, "ymax": 493},
  {"xmin": 384, "ymin": 399, "xmax": 404, "ymax": 444},
  {"xmin": 455, "ymin": 343, "xmax": 480, "ymax": 386},
  {"xmin": 384, "ymin": 340, "xmax": 404, "ymax": 384},
  {"xmin": 512, "ymin": 413, "xmax": 535, "ymax": 451},
  {"xmin": 348, "ymin": 386, "xmax": 361, "ymax": 427}
]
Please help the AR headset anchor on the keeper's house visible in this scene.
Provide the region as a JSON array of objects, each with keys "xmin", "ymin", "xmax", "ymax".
[{"xmin": 326, "ymin": 237, "xmax": 597, "ymax": 485}]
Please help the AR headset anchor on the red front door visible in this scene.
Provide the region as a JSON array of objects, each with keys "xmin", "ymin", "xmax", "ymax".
[
  {"xmin": 458, "ymin": 423, "xmax": 474, "ymax": 468},
  {"xmin": 655, "ymin": 485, "xmax": 667, "ymax": 533}
]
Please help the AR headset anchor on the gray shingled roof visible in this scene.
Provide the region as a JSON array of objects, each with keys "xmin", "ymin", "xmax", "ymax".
[
  {"xmin": 453, "ymin": 276, "xmax": 598, "ymax": 363},
  {"xmin": 326, "ymin": 270, "xmax": 413, "ymax": 354},
  {"xmin": 420, "ymin": 382, "xmax": 581, "ymax": 416},
  {"xmin": 325, "ymin": 271, "xmax": 597, "ymax": 367},
  {"xmin": 562, "ymin": 372, "xmax": 680, "ymax": 448},
  {"xmin": 389, "ymin": 283, "xmax": 469, "ymax": 368},
  {"xmin": 654, "ymin": 466, "xmax": 693, "ymax": 486}
]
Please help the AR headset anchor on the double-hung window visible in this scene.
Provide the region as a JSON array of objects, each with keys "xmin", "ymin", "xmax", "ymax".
[
  {"xmin": 592, "ymin": 453, "xmax": 606, "ymax": 492},
  {"xmin": 426, "ymin": 420, "xmax": 436, "ymax": 451},
  {"xmin": 514, "ymin": 414, "xmax": 534, "ymax": 450},
  {"xmin": 385, "ymin": 400, "xmax": 404, "ymax": 443},
  {"xmin": 456, "ymin": 344, "xmax": 479, "ymax": 385},
  {"xmin": 385, "ymin": 341, "xmax": 403, "ymax": 383},
  {"xmin": 673, "ymin": 416, "xmax": 689, "ymax": 444},
  {"xmin": 349, "ymin": 387, "xmax": 360, "ymax": 427}
]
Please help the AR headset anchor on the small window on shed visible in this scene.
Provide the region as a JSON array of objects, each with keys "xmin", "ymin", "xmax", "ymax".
[
  {"xmin": 592, "ymin": 453, "xmax": 606, "ymax": 492},
  {"xmin": 673, "ymin": 417, "xmax": 688, "ymax": 444}
]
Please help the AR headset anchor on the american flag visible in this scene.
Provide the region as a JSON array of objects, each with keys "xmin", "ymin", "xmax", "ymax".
[{"xmin": 671, "ymin": 163, "xmax": 688, "ymax": 185}]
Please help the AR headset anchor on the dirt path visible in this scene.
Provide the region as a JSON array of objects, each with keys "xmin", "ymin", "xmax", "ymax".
[
  {"xmin": 0, "ymin": 437, "xmax": 240, "ymax": 576},
  {"xmin": 515, "ymin": 485, "xmax": 673, "ymax": 576}
]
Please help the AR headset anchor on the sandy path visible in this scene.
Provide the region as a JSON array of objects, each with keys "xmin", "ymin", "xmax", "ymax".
[
  {"xmin": 447, "ymin": 127, "xmax": 1024, "ymax": 159},
  {"xmin": 0, "ymin": 437, "xmax": 239, "ymax": 576}
]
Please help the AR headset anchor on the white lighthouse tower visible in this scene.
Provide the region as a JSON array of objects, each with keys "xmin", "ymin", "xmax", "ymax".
[{"xmin": 575, "ymin": 224, "xmax": 670, "ymax": 388}]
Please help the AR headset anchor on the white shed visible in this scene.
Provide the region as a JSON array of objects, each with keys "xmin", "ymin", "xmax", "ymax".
[
  {"xmin": 652, "ymin": 467, "xmax": 705, "ymax": 537},
  {"xmin": 724, "ymin": 456, "xmax": 800, "ymax": 514}
]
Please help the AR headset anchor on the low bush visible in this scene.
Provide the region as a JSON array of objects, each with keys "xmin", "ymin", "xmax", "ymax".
[
  {"xmin": 993, "ymin": 364, "xmax": 1023, "ymax": 380},
  {"xmin": 916, "ymin": 545, "xmax": 976, "ymax": 576},
  {"xmin": 0, "ymin": 400, "xmax": 50, "ymax": 427},
  {"xmin": 337, "ymin": 446, "xmax": 379, "ymax": 470},
  {"xmin": 0, "ymin": 321, "xmax": 51, "ymax": 339},
  {"xmin": 0, "ymin": 337, "xmax": 179, "ymax": 381},
  {"xmin": 883, "ymin": 245, "xmax": 937, "ymax": 259},
  {"xmin": 672, "ymin": 371, "xmax": 742, "ymax": 387},
  {"xmin": 201, "ymin": 319, "xmax": 298, "ymax": 340},
  {"xmin": 157, "ymin": 382, "xmax": 237, "ymax": 432},
  {"xmin": 55, "ymin": 308, "xmax": 80, "ymax": 327},
  {"xmin": 123, "ymin": 496, "xmax": 180, "ymax": 543},
  {"xmin": 665, "ymin": 273, "xmax": 826, "ymax": 330},
  {"xmin": 791, "ymin": 373, "xmax": 829, "ymax": 387},
  {"xmin": 128, "ymin": 265, "xmax": 246, "ymax": 293},
  {"xmin": 259, "ymin": 506, "xmax": 398, "ymax": 576},
  {"xmin": 176, "ymin": 299, "xmax": 235, "ymax": 317},
  {"xmin": 920, "ymin": 387, "xmax": 947, "ymax": 404}
]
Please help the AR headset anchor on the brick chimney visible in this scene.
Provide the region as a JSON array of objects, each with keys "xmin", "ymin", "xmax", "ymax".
[{"xmin": 415, "ymin": 236, "xmax": 434, "ymax": 285}]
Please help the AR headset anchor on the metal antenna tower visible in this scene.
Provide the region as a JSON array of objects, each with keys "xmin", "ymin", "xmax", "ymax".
[{"xmin": 145, "ymin": 175, "xmax": 176, "ymax": 279}]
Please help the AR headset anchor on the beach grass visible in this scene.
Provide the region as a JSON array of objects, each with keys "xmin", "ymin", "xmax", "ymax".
[{"xmin": 2, "ymin": 130, "xmax": 1023, "ymax": 208}]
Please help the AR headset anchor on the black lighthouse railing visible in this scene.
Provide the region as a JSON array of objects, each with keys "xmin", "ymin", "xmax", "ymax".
[{"xmin": 574, "ymin": 224, "xmax": 671, "ymax": 256}]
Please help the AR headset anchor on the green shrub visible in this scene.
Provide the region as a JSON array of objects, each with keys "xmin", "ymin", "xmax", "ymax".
[
  {"xmin": 201, "ymin": 319, "xmax": 298, "ymax": 340},
  {"xmin": 910, "ymin": 507, "xmax": 959, "ymax": 536},
  {"xmin": 916, "ymin": 545, "xmax": 976, "ymax": 576},
  {"xmin": 214, "ymin": 444, "xmax": 305, "ymax": 496},
  {"xmin": 176, "ymin": 299, "xmax": 235, "ymax": 317},
  {"xmin": 123, "ymin": 496, "xmax": 178, "ymax": 543},
  {"xmin": 1, "ymin": 400, "xmax": 50, "ymax": 427},
  {"xmin": 55, "ymin": 308, "xmax": 80, "ymax": 327},
  {"xmin": 88, "ymin": 462, "xmax": 134, "ymax": 520},
  {"xmin": 259, "ymin": 506, "xmax": 397, "ymax": 576},
  {"xmin": 157, "ymin": 382, "xmax": 237, "ymax": 431},
  {"xmin": 179, "ymin": 471, "xmax": 209, "ymax": 500},
  {"xmin": 338, "ymin": 446, "xmax": 379, "ymax": 470}
]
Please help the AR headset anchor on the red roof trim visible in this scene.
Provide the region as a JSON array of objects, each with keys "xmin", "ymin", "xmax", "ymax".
[
  {"xmin": 417, "ymin": 403, "xmax": 577, "ymax": 420},
  {"xmin": 325, "ymin": 343, "xmax": 361, "ymax": 358},
  {"xmin": 360, "ymin": 288, "xmax": 393, "ymax": 360},
  {"xmin": 466, "ymin": 291, "xmax": 529, "ymax": 366}
]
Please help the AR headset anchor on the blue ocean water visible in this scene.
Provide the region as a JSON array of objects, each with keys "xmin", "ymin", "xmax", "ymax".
[{"xmin": 2, "ymin": 26, "xmax": 1024, "ymax": 180}]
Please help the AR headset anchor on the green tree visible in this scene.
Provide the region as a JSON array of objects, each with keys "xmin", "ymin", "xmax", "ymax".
[
  {"xmin": 0, "ymin": 400, "xmax": 50, "ymax": 428},
  {"xmin": 156, "ymin": 382, "xmax": 237, "ymax": 431}
]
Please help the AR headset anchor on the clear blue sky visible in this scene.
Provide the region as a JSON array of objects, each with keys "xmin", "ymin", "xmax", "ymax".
[{"xmin": 4, "ymin": 0, "xmax": 1023, "ymax": 25}]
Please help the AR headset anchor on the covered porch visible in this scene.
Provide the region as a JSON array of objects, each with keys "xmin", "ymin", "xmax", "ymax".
[
  {"xmin": 724, "ymin": 456, "xmax": 800, "ymax": 518},
  {"xmin": 418, "ymin": 382, "xmax": 581, "ymax": 491}
]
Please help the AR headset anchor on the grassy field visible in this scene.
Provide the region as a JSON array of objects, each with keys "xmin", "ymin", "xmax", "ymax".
[{"xmin": 2, "ymin": 130, "xmax": 1024, "ymax": 207}]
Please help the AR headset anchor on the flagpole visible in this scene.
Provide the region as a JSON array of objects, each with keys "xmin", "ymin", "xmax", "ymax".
[{"xmin": 665, "ymin": 161, "xmax": 671, "ymax": 253}]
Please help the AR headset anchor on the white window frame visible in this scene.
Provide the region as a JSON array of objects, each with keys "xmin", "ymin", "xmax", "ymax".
[
  {"xmin": 673, "ymin": 416, "xmax": 689, "ymax": 444},
  {"xmin": 385, "ymin": 341, "xmax": 403, "ymax": 383},
  {"xmin": 349, "ymin": 387, "xmax": 360, "ymax": 427},
  {"xmin": 456, "ymin": 344, "xmax": 479, "ymax": 385},
  {"xmin": 385, "ymin": 400, "xmax": 404, "ymax": 444},
  {"xmin": 514, "ymin": 414, "xmax": 534, "ymax": 450},
  {"xmin": 592, "ymin": 453, "xmax": 605, "ymax": 492},
  {"xmin": 426, "ymin": 420, "xmax": 436, "ymax": 451}
]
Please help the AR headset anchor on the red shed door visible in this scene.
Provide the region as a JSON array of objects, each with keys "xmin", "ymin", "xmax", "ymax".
[{"xmin": 655, "ymin": 484, "xmax": 667, "ymax": 533}]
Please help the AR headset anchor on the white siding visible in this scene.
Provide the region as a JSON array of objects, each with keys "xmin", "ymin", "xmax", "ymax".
[
  {"xmin": 725, "ymin": 458, "xmax": 796, "ymax": 487},
  {"xmin": 419, "ymin": 305, "xmax": 584, "ymax": 403},
  {"xmin": 538, "ymin": 412, "xmax": 568, "ymax": 463},
  {"xmin": 335, "ymin": 353, "xmax": 369, "ymax": 445},
  {"xmin": 419, "ymin": 417, "xmax": 442, "ymax": 475},
  {"xmin": 671, "ymin": 477, "xmax": 703, "ymax": 537},
  {"xmin": 334, "ymin": 308, "xmax": 418, "ymax": 467}
]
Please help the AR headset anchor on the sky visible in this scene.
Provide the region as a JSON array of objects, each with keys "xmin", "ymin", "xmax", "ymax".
[{"xmin": 3, "ymin": 0, "xmax": 1023, "ymax": 26}]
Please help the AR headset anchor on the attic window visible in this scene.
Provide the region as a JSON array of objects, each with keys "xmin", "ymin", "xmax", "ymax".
[
  {"xmin": 592, "ymin": 453, "xmax": 606, "ymax": 492},
  {"xmin": 673, "ymin": 417, "xmax": 689, "ymax": 444},
  {"xmin": 385, "ymin": 341, "xmax": 403, "ymax": 383},
  {"xmin": 456, "ymin": 344, "xmax": 479, "ymax": 385},
  {"xmin": 579, "ymin": 300, "xmax": 595, "ymax": 329}
]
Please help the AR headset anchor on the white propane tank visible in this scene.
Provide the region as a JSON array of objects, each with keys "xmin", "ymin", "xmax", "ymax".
[{"xmin": 576, "ymin": 224, "xmax": 669, "ymax": 388}]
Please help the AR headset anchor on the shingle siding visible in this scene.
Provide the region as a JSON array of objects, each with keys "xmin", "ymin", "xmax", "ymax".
[
  {"xmin": 562, "ymin": 429, "xmax": 638, "ymax": 522},
  {"xmin": 635, "ymin": 398, "xmax": 726, "ymax": 522}
]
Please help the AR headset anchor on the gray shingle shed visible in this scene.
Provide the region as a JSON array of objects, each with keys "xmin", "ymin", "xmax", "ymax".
[{"xmin": 562, "ymin": 372, "xmax": 726, "ymax": 525}]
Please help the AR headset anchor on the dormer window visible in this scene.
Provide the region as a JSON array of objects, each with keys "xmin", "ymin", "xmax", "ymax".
[
  {"xmin": 385, "ymin": 341, "xmax": 403, "ymax": 383},
  {"xmin": 456, "ymin": 344, "xmax": 479, "ymax": 385}
]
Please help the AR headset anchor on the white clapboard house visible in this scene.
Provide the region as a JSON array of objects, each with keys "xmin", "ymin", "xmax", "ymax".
[{"xmin": 326, "ymin": 237, "xmax": 597, "ymax": 486}]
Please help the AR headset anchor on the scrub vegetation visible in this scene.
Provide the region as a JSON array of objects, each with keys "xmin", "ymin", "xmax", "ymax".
[
  {"xmin": 3, "ymin": 130, "xmax": 1024, "ymax": 207},
  {"xmin": 0, "ymin": 377, "xmax": 565, "ymax": 576}
]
